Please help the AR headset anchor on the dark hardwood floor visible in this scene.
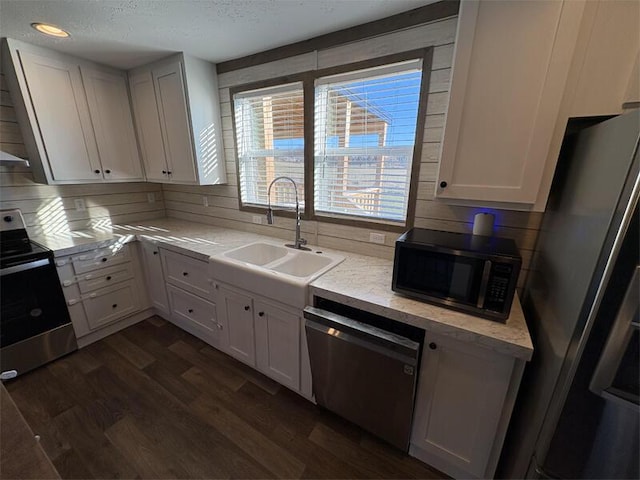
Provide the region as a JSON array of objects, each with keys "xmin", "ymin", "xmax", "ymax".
[{"xmin": 5, "ymin": 317, "xmax": 445, "ymax": 479}]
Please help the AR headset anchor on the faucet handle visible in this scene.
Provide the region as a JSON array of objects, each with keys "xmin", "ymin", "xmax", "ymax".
[{"xmin": 299, "ymin": 237, "xmax": 307, "ymax": 246}]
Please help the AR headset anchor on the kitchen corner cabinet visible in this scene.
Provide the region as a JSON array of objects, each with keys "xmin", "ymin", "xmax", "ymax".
[
  {"xmin": 1, "ymin": 38, "xmax": 144, "ymax": 184},
  {"xmin": 410, "ymin": 332, "xmax": 523, "ymax": 479},
  {"xmin": 139, "ymin": 239, "xmax": 170, "ymax": 316},
  {"xmin": 436, "ymin": 0, "xmax": 585, "ymax": 207},
  {"xmin": 128, "ymin": 54, "xmax": 227, "ymax": 185}
]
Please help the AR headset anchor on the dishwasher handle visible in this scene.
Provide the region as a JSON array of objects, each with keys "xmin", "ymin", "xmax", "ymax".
[{"xmin": 303, "ymin": 306, "xmax": 420, "ymax": 364}]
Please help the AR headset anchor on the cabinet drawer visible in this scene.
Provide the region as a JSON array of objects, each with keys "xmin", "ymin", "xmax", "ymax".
[
  {"xmin": 167, "ymin": 284, "xmax": 219, "ymax": 336},
  {"xmin": 77, "ymin": 262, "xmax": 133, "ymax": 293},
  {"xmin": 82, "ymin": 280, "xmax": 140, "ymax": 331},
  {"xmin": 72, "ymin": 245, "xmax": 130, "ymax": 274},
  {"xmin": 162, "ymin": 250, "xmax": 211, "ymax": 297}
]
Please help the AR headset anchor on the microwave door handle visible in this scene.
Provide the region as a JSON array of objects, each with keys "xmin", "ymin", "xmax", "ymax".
[{"xmin": 477, "ymin": 260, "xmax": 492, "ymax": 308}]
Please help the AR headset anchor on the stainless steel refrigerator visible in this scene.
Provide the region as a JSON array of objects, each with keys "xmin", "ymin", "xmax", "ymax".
[{"xmin": 499, "ymin": 111, "xmax": 639, "ymax": 479}]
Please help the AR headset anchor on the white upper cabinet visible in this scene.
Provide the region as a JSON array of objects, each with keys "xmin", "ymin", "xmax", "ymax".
[
  {"xmin": 436, "ymin": 0, "xmax": 586, "ymax": 207},
  {"xmin": 2, "ymin": 38, "xmax": 145, "ymax": 184},
  {"xmin": 128, "ymin": 54, "xmax": 227, "ymax": 185},
  {"xmin": 81, "ymin": 66, "xmax": 144, "ymax": 181},
  {"xmin": 14, "ymin": 50, "xmax": 102, "ymax": 182}
]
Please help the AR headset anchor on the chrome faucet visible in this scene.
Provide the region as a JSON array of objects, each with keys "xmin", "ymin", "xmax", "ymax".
[{"xmin": 266, "ymin": 176, "xmax": 310, "ymax": 250}]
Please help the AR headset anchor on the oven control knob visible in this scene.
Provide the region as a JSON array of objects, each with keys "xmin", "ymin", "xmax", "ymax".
[{"xmin": 3, "ymin": 215, "xmax": 12, "ymax": 222}]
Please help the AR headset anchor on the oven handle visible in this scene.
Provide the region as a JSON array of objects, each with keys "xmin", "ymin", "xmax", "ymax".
[{"xmin": 0, "ymin": 258, "xmax": 50, "ymax": 276}]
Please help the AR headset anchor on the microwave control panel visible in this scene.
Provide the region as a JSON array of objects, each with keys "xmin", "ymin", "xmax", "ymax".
[{"xmin": 484, "ymin": 264, "xmax": 514, "ymax": 312}]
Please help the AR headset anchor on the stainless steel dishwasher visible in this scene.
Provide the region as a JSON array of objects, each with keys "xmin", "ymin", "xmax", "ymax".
[{"xmin": 304, "ymin": 298, "xmax": 424, "ymax": 451}]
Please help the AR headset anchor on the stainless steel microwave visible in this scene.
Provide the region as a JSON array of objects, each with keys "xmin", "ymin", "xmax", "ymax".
[{"xmin": 392, "ymin": 228, "xmax": 521, "ymax": 322}]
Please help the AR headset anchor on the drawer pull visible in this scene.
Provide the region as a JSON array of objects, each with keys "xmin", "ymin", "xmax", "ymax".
[
  {"xmin": 63, "ymin": 280, "xmax": 72, "ymax": 286},
  {"xmin": 94, "ymin": 169, "xmax": 100, "ymax": 174},
  {"xmin": 90, "ymin": 293, "xmax": 97, "ymax": 298},
  {"xmin": 258, "ymin": 311, "xmax": 264, "ymax": 317},
  {"xmin": 112, "ymin": 303, "xmax": 118, "ymax": 309},
  {"xmin": 429, "ymin": 342, "xmax": 437, "ymax": 350},
  {"xmin": 106, "ymin": 276, "xmax": 112, "ymax": 281},
  {"xmin": 188, "ymin": 308, "xmax": 194, "ymax": 313},
  {"xmin": 101, "ymin": 258, "xmax": 108, "ymax": 263},
  {"xmin": 67, "ymin": 299, "xmax": 78, "ymax": 306},
  {"xmin": 105, "ymin": 169, "xmax": 111, "ymax": 174},
  {"xmin": 182, "ymin": 272, "xmax": 189, "ymax": 276},
  {"xmin": 244, "ymin": 305, "xmax": 250, "ymax": 311},
  {"xmin": 153, "ymin": 251, "xmax": 158, "ymax": 255}
]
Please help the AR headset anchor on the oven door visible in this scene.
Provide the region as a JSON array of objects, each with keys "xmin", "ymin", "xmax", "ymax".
[
  {"xmin": 393, "ymin": 245, "xmax": 490, "ymax": 308},
  {"xmin": 0, "ymin": 258, "xmax": 72, "ymax": 348}
]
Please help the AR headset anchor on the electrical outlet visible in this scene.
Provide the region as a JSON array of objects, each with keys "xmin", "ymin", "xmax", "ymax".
[
  {"xmin": 202, "ymin": 195, "xmax": 209, "ymax": 207},
  {"xmin": 252, "ymin": 215, "xmax": 262, "ymax": 225},
  {"xmin": 74, "ymin": 198, "xmax": 86, "ymax": 211},
  {"xmin": 369, "ymin": 232, "xmax": 386, "ymax": 244},
  {"xmin": 147, "ymin": 192, "xmax": 155, "ymax": 203}
]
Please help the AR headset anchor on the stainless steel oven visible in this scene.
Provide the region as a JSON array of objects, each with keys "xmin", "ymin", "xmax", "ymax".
[{"xmin": 0, "ymin": 210, "xmax": 77, "ymax": 379}]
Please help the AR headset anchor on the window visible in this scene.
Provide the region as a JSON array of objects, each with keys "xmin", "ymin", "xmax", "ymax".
[
  {"xmin": 232, "ymin": 51, "xmax": 428, "ymax": 229},
  {"xmin": 234, "ymin": 83, "xmax": 305, "ymax": 209},
  {"xmin": 315, "ymin": 60, "xmax": 422, "ymax": 223}
]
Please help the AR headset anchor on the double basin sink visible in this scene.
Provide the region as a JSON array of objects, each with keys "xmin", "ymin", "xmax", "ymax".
[{"xmin": 210, "ymin": 242, "xmax": 344, "ymax": 307}]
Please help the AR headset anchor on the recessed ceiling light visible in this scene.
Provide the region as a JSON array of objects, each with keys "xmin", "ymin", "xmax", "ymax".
[{"xmin": 31, "ymin": 23, "xmax": 70, "ymax": 38}]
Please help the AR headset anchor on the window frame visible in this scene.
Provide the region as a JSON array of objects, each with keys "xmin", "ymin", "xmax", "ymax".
[{"xmin": 230, "ymin": 48, "xmax": 433, "ymax": 232}]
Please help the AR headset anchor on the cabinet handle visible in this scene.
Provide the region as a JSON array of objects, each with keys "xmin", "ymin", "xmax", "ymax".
[
  {"xmin": 105, "ymin": 169, "xmax": 111, "ymax": 174},
  {"xmin": 94, "ymin": 169, "xmax": 100, "ymax": 174},
  {"xmin": 112, "ymin": 303, "xmax": 118, "ymax": 309},
  {"xmin": 167, "ymin": 171, "xmax": 172, "ymax": 175},
  {"xmin": 101, "ymin": 258, "xmax": 107, "ymax": 263},
  {"xmin": 258, "ymin": 311, "xmax": 264, "ymax": 317},
  {"xmin": 188, "ymin": 308, "xmax": 194, "ymax": 313},
  {"xmin": 182, "ymin": 271, "xmax": 189, "ymax": 276},
  {"xmin": 439, "ymin": 181, "xmax": 447, "ymax": 188},
  {"xmin": 429, "ymin": 342, "xmax": 437, "ymax": 350},
  {"xmin": 162, "ymin": 170, "xmax": 167, "ymax": 174},
  {"xmin": 153, "ymin": 251, "xmax": 158, "ymax": 255},
  {"xmin": 244, "ymin": 305, "xmax": 250, "ymax": 311},
  {"xmin": 106, "ymin": 276, "xmax": 112, "ymax": 281}
]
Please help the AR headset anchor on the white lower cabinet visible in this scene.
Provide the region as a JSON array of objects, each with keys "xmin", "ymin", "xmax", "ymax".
[
  {"xmin": 216, "ymin": 286, "xmax": 256, "ymax": 366},
  {"xmin": 166, "ymin": 284, "xmax": 219, "ymax": 346},
  {"xmin": 254, "ymin": 300, "xmax": 300, "ymax": 391},
  {"xmin": 214, "ymin": 282, "xmax": 302, "ymax": 392},
  {"xmin": 139, "ymin": 239, "xmax": 170, "ymax": 315},
  {"xmin": 57, "ymin": 242, "xmax": 151, "ymax": 346},
  {"xmin": 410, "ymin": 332, "xmax": 517, "ymax": 479}
]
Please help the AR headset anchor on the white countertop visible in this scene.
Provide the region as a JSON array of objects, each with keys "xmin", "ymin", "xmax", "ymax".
[{"xmin": 33, "ymin": 218, "xmax": 533, "ymax": 361}]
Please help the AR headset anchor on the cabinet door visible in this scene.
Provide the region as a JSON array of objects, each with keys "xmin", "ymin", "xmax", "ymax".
[
  {"xmin": 436, "ymin": 0, "xmax": 584, "ymax": 204},
  {"xmin": 81, "ymin": 67, "xmax": 143, "ymax": 181},
  {"xmin": 254, "ymin": 301, "xmax": 300, "ymax": 390},
  {"xmin": 129, "ymin": 71, "xmax": 169, "ymax": 182},
  {"xmin": 217, "ymin": 287, "xmax": 255, "ymax": 366},
  {"xmin": 152, "ymin": 61, "xmax": 198, "ymax": 183},
  {"xmin": 410, "ymin": 333, "xmax": 514, "ymax": 478},
  {"xmin": 139, "ymin": 241, "xmax": 169, "ymax": 315},
  {"xmin": 18, "ymin": 51, "xmax": 101, "ymax": 181}
]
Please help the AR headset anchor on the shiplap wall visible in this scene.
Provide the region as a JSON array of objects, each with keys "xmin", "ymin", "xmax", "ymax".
[
  {"xmin": 0, "ymin": 70, "xmax": 166, "ymax": 236},
  {"xmin": 162, "ymin": 16, "xmax": 542, "ymax": 288}
]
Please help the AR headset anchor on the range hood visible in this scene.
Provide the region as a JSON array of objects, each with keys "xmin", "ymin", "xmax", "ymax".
[{"xmin": 0, "ymin": 150, "xmax": 29, "ymax": 167}]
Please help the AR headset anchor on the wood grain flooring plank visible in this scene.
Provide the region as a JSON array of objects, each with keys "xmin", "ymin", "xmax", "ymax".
[
  {"xmin": 200, "ymin": 344, "xmax": 281, "ymax": 395},
  {"xmin": 309, "ymin": 422, "xmax": 410, "ymax": 479},
  {"xmin": 119, "ymin": 326, "xmax": 193, "ymax": 377},
  {"xmin": 105, "ymin": 415, "xmax": 189, "ymax": 479},
  {"xmin": 142, "ymin": 361, "xmax": 201, "ymax": 406},
  {"xmin": 52, "ymin": 406, "xmax": 140, "ymax": 479},
  {"xmin": 190, "ymin": 392, "xmax": 306, "ymax": 479},
  {"xmin": 51, "ymin": 449, "xmax": 95, "ymax": 480},
  {"xmin": 104, "ymin": 332, "xmax": 155, "ymax": 369},
  {"xmin": 146, "ymin": 315, "xmax": 167, "ymax": 327},
  {"xmin": 169, "ymin": 340, "xmax": 247, "ymax": 392}
]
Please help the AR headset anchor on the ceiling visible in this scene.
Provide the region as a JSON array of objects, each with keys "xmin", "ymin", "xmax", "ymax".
[{"xmin": 0, "ymin": 0, "xmax": 434, "ymax": 70}]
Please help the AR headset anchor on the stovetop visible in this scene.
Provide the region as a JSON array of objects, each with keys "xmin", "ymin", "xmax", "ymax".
[{"xmin": 0, "ymin": 239, "xmax": 52, "ymax": 269}]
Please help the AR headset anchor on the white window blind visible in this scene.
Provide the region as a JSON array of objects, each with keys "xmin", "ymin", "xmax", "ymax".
[
  {"xmin": 234, "ymin": 83, "xmax": 305, "ymax": 209},
  {"xmin": 314, "ymin": 59, "xmax": 422, "ymax": 223}
]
